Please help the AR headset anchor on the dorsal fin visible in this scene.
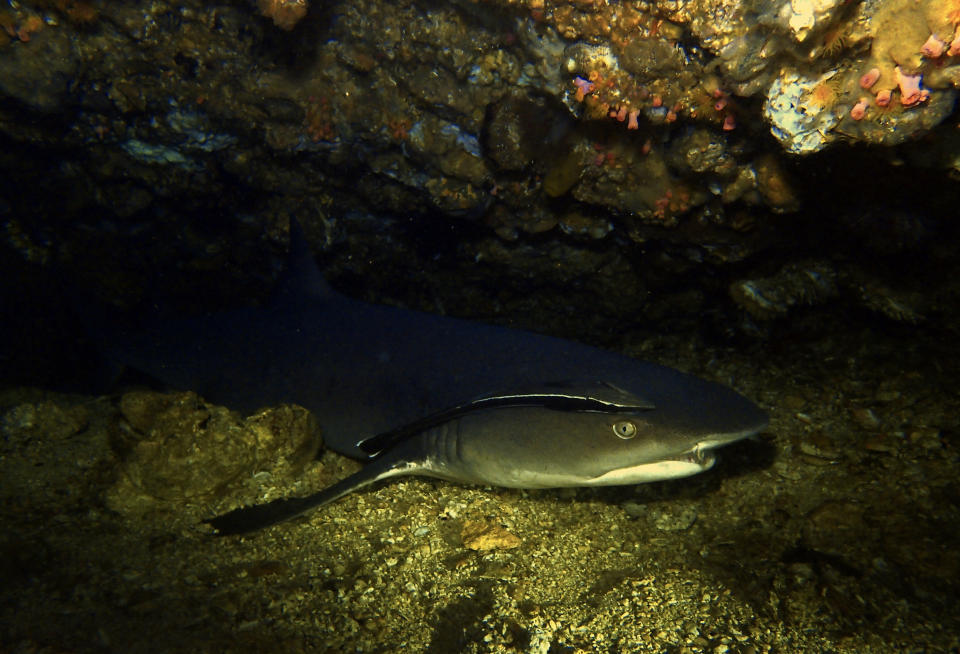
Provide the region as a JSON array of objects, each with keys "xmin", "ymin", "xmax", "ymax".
[{"xmin": 271, "ymin": 217, "xmax": 334, "ymax": 304}]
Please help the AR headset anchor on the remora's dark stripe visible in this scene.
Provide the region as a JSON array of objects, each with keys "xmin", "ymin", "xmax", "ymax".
[{"xmin": 356, "ymin": 392, "xmax": 654, "ymax": 457}]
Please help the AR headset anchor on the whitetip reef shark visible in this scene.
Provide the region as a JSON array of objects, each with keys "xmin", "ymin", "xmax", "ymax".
[{"xmin": 100, "ymin": 219, "xmax": 768, "ymax": 535}]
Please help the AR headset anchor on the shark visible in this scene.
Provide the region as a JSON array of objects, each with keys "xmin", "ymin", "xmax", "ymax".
[{"xmin": 99, "ymin": 220, "xmax": 768, "ymax": 534}]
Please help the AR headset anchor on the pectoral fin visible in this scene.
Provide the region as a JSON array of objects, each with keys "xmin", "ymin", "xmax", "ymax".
[{"xmin": 205, "ymin": 454, "xmax": 408, "ymax": 535}]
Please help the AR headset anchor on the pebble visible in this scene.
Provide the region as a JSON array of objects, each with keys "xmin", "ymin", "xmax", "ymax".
[
  {"xmin": 460, "ymin": 520, "xmax": 521, "ymax": 550},
  {"xmin": 850, "ymin": 407, "xmax": 881, "ymax": 430},
  {"xmin": 652, "ymin": 507, "xmax": 698, "ymax": 531}
]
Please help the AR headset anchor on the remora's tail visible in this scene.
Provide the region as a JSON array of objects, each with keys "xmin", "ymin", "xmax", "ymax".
[{"xmin": 204, "ymin": 453, "xmax": 407, "ymax": 535}]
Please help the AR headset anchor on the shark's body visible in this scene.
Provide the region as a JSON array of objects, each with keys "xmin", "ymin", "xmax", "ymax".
[
  {"xmin": 206, "ymin": 384, "xmax": 758, "ymax": 535},
  {"xmin": 101, "ymin": 222, "xmax": 768, "ymax": 534}
]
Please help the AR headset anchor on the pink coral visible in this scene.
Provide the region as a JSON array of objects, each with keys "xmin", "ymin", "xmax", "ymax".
[
  {"xmin": 921, "ymin": 34, "xmax": 946, "ymax": 58},
  {"xmin": 859, "ymin": 68, "xmax": 880, "ymax": 89},
  {"xmin": 573, "ymin": 76, "xmax": 595, "ymax": 102},
  {"xmin": 895, "ymin": 66, "xmax": 930, "ymax": 107},
  {"xmin": 949, "ymin": 33, "xmax": 960, "ymax": 56},
  {"xmin": 850, "ymin": 97, "xmax": 870, "ymax": 121}
]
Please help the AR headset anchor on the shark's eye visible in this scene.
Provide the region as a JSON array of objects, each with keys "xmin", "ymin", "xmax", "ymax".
[{"xmin": 612, "ymin": 420, "xmax": 637, "ymax": 439}]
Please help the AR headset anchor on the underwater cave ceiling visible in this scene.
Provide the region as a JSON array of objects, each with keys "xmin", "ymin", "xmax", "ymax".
[{"xmin": 1, "ymin": 0, "xmax": 959, "ymax": 346}]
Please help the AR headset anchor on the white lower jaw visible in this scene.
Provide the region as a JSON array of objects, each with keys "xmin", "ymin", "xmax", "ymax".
[
  {"xmin": 588, "ymin": 450, "xmax": 717, "ymax": 486},
  {"xmin": 457, "ymin": 449, "xmax": 720, "ymax": 488}
]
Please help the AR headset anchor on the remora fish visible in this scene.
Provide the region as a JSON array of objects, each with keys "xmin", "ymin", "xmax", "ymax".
[{"xmin": 102, "ymin": 220, "xmax": 767, "ymax": 534}]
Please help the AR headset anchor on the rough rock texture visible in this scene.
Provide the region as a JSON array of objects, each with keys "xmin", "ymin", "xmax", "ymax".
[
  {"xmin": 0, "ymin": 1, "xmax": 959, "ymax": 651},
  {"xmin": 0, "ymin": 0, "xmax": 957, "ymax": 343},
  {"xmin": 105, "ymin": 391, "xmax": 320, "ymax": 522}
]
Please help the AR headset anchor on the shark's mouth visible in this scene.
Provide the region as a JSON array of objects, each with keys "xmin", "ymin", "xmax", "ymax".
[
  {"xmin": 678, "ymin": 444, "xmax": 718, "ymax": 470},
  {"xmin": 589, "ymin": 443, "xmax": 720, "ymax": 485}
]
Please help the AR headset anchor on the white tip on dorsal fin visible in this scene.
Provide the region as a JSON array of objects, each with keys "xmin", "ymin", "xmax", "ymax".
[{"xmin": 272, "ymin": 217, "xmax": 335, "ymax": 303}]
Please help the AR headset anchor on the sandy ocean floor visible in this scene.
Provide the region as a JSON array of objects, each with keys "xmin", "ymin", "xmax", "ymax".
[{"xmin": 1, "ymin": 325, "xmax": 957, "ymax": 653}]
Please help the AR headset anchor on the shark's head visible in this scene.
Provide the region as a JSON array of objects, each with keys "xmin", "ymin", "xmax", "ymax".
[
  {"xmin": 448, "ymin": 377, "xmax": 768, "ymax": 489},
  {"xmin": 566, "ymin": 368, "xmax": 770, "ymax": 486},
  {"xmin": 567, "ymin": 404, "xmax": 766, "ymax": 486}
]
